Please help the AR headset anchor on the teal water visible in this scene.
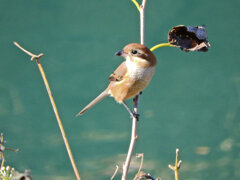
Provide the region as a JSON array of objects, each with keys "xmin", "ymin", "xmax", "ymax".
[{"xmin": 0, "ymin": 0, "xmax": 240, "ymax": 179}]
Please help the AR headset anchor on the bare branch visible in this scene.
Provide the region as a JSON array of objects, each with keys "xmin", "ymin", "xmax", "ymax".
[
  {"xmin": 122, "ymin": 115, "xmax": 138, "ymax": 180},
  {"xmin": 0, "ymin": 152, "xmax": 4, "ymax": 170},
  {"xmin": 0, "ymin": 133, "xmax": 18, "ymax": 170},
  {"xmin": 111, "ymin": 165, "xmax": 120, "ymax": 180},
  {"xmin": 13, "ymin": 42, "xmax": 44, "ymax": 61},
  {"xmin": 134, "ymin": 153, "xmax": 144, "ymax": 180},
  {"xmin": 168, "ymin": 149, "xmax": 182, "ymax": 180},
  {"xmin": 14, "ymin": 42, "xmax": 82, "ymax": 180},
  {"xmin": 4, "ymin": 148, "xmax": 19, "ymax": 152},
  {"xmin": 140, "ymin": 0, "xmax": 147, "ymax": 45},
  {"xmin": 121, "ymin": 1, "xmax": 147, "ymax": 179}
]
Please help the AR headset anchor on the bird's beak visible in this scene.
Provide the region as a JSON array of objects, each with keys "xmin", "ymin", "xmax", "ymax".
[{"xmin": 115, "ymin": 50, "xmax": 125, "ymax": 56}]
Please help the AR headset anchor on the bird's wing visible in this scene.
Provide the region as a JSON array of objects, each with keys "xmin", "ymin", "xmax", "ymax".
[{"xmin": 108, "ymin": 61, "xmax": 127, "ymax": 82}]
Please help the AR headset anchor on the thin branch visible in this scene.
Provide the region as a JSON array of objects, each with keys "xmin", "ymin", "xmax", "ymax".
[
  {"xmin": 0, "ymin": 133, "xmax": 18, "ymax": 170},
  {"xmin": 121, "ymin": 1, "xmax": 147, "ymax": 179},
  {"xmin": 0, "ymin": 133, "xmax": 3, "ymax": 144},
  {"xmin": 140, "ymin": 0, "xmax": 147, "ymax": 45},
  {"xmin": 121, "ymin": 114, "xmax": 138, "ymax": 180},
  {"xmin": 13, "ymin": 42, "xmax": 81, "ymax": 180},
  {"xmin": 0, "ymin": 152, "xmax": 4, "ymax": 170},
  {"xmin": 134, "ymin": 153, "xmax": 144, "ymax": 180},
  {"xmin": 111, "ymin": 165, "xmax": 120, "ymax": 180},
  {"xmin": 13, "ymin": 42, "xmax": 44, "ymax": 61},
  {"xmin": 4, "ymin": 148, "xmax": 19, "ymax": 152},
  {"xmin": 168, "ymin": 149, "xmax": 182, "ymax": 180}
]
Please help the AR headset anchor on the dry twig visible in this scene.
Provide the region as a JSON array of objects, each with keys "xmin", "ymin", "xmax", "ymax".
[
  {"xmin": 111, "ymin": 165, "xmax": 120, "ymax": 180},
  {"xmin": 13, "ymin": 42, "xmax": 81, "ymax": 180},
  {"xmin": 134, "ymin": 153, "xmax": 144, "ymax": 180},
  {"xmin": 0, "ymin": 133, "xmax": 19, "ymax": 170},
  {"xmin": 168, "ymin": 149, "xmax": 182, "ymax": 180}
]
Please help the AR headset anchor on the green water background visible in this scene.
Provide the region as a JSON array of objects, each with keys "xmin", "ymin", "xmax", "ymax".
[{"xmin": 0, "ymin": 0, "xmax": 240, "ymax": 179}]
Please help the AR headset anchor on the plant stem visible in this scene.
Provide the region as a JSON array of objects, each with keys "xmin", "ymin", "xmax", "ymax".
[
  {"xmin": 121, "ymin": 1, "xmax": 147, "ymax": 179},
  {"xmin": 110, "ymin": 165, "xmax": 119, "ymax": 180},
  {"xmin": 168, "ymin": 149, "xmax": 182, "ymax": 180},
  {"xmin": 140, "ymin": 0, "xmax": 147, "ymax": 45},
  {"xmin": 150, "ymin": 43, "xmax": 175, "ymax": 51},
  {"xmin": 121, "ymin": 114, "xmax": 138, "ymax": 180},
  {"xmin": 131, "ymin": 0, "xmax": 140, "ymax": 11},
  {"xmin": 35, "ymin": 59, "xmax": 81, "ymax": 180},
  {"xmin": 13, "ymin": 42, "xmax": 81, "ymax": 180}
]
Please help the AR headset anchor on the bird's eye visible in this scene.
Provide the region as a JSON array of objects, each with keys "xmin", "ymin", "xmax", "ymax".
[{"xmin": 131, "ymin": 50, "xmax": 138, "ymax": 54}]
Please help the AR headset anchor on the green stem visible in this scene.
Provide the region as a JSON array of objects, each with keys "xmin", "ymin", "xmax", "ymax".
[
  {"xmin": 150, "ymin": 43, "xmax": 175, "ymax": 51},
  {"xmin": 131, "ymin": 0, "xmax": 140, "ymax": 11}
]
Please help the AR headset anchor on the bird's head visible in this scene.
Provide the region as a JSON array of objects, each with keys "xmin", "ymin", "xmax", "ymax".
[{"xmin": 115, "ymin": 43, "xmax": 157, "ymax": 66}]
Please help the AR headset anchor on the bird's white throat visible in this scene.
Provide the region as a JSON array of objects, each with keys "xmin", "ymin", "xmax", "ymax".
[{"xmin": 125, "ymin": 56, "xmax": 155, "ymax": 81}]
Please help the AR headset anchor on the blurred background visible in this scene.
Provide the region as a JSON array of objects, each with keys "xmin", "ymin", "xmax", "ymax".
[{"xmin": 0, "ymin": 0, "xmax": 240, "ymax": 179}]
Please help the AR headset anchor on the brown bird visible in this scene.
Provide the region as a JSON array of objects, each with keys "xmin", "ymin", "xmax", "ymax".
[{"xmin": 76, "ymin": 43, "xmax": 157, "ymax": 118}]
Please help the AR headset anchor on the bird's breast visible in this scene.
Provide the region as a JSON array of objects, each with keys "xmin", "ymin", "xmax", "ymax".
[
  {"xmin": 125, "ymin": 57, "xmax": 155, "ymax": 82},
  {"xmin": 108, "ymin": 56, "xmax": 155, "ymax": 103}
]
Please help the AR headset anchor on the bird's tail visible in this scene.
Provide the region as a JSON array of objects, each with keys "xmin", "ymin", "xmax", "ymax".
[{"xmin": 76, "ymin": 90, "xmax": 109, "ymax": 116}]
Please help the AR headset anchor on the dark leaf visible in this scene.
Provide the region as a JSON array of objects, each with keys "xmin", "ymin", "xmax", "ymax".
[{"xmin": 168, "ymin": 25, "xmax": 210, "ymax": 52}]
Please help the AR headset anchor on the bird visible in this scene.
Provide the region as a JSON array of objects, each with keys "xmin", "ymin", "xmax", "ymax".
[{"xmin": 76, "ymin": 43, "xmax": 157, "ymax": 118}]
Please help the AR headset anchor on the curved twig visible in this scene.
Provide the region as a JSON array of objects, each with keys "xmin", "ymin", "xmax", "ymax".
[
  {"xmin": 131, "ymin": 0, "xmax": 140, "ymax": 11},
  {"xmin": 150, "ymin": 43, "xmax": 175, "ymax": 51},
  {"xmin": 134, "ymin": 153, "xmax": 144, "ymax": 180},
  {"xmin": 111, "ymin": 165, "xmax": 120, "ymax": 180}
]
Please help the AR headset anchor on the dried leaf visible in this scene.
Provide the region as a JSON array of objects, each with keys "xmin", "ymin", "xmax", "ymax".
[{"xmin": 168, "ymin": 25, "xmax": 210, "ymax": 52}]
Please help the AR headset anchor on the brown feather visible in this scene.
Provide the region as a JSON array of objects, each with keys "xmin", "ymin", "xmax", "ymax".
[
  {"xmin": 76, "ymin": 43, "xmax": 157, "ymax": 116},
  {"xmin": 108, "ymin": 62, "xmax": 127, "ymax": 82},
  {"xmin": 76, "ymin": 90, "xmax": 108, "ymax": 116}
]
